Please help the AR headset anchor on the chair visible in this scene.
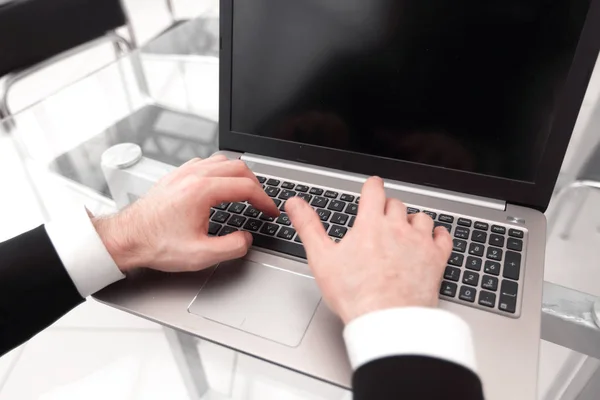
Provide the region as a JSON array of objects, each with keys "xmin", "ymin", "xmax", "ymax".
[{"xmin": 0, "ymin": 0, "xmax": 155, "ymax": 127}]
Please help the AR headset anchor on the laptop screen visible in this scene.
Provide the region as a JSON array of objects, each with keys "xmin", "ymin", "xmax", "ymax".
[{"xmin": 230, "ymin": 0, "xmax": 591, "ymax": 182}]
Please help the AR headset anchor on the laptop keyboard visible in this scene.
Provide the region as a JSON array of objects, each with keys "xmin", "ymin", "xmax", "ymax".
[{"xmin": 208, "ymin": 175, "xmax": 526, "ymax": 318}]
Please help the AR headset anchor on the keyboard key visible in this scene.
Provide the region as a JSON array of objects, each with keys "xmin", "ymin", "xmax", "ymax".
[
  {"xmin": 243, "ymin": 219, "xmax": 263, "ymax": 232},
  {"xmin": 355, "ymin": 197, "xmax": 360, "ymax": 204},
  {"xmin": 259, "ymin": 213, "xmax": 275, "ymax": 222},
  {"xmin": 266, "ymin": 179, "xmax": 281, "ymax": 186},
  {"xmin": 322, "ymin": 222, "xmax": 330, "ymax": 231},
  {"xmin": 444, "ymin": 266, "xmax": 461, "ymax": 282},
  {"xmin": 311, "ymin": 196, "xmax": 329, "ymax": 208},
  {"xmin": 210, "ymin": 209, "xmax": 215, "ymax": 217},
  {"xmin": 448, "ymin": 252, "xmax": 464, "ymax": 267},
  {"xmin": 468, "ymin": 243, "xmax": 484, "ymax": 257},
  {"xmin": 279, "ymin": 190, "xmax": 297, "ymax": 200},
  {"xmin": 423, "ymin": 211, "xmax": 437, "ymax": 219},
  {"xmin": 507, "ymin": 238, "xmax": 523, "ymax": 252},
  {"xmin": 331, "ymin": 213, "xmax": 349, "ymax": 225},
  {"xmin": 474, "ymin": 222, "xmax": 489, "ymax": 231},
  {"xmin": 324, "ymin": 190, "xmax": 339, "ymax": 199},
  {"xmin": 481, "ymin": 275, "xmax": 499, "ymax": 291},
  {"xmin": 492, "ymin": 225, "xmax": 506, "ymax": 234},
  {"xmin": 228, "ymin": 202, "xmax": 246, "ymax": 214},
  {"xmin": 227, "ymin": 215, "xmax": 246, "ymax": 227},
  {"xmin": 277, "ymin": 227, "xmax": 296, "ymax": 240},
  {"xmin": 215, "ymin": 202, "xmax": 230, "ymax": 211},
  {"xmin": 340, "ymin": 194, "xmax": 355, "ymax": 202},
  {"xmin": 439, "ymin": 214, "xmax": 454, "ymax": 223},
  {"xmin": 454, "ymin": 227, "xmax": 470, "ymax": 239},
  {"xmin": 297, "ymin": 193, "xmax": 313, "ymax": 202},
  {"xmin": 462, "ymin": 271, "xmax": 480, "ymax": 287},
  {"xmin": 509, "ymin": 229, "xmax": 524, "ymax": 238},
  {"xmin": 328, "ymin": 200, "xmax": 346, "ymax": 212},
  {"xmin": 348, "ymin": 216, "xmax": 356, "ymax": 228},
  {"xmin": 265, "ymin": 187, "xmax": 280, "ymax": 197},
  {"xmin": 486, "ymin": 247, "xmax": 503, "ymax": 261},
  {"xmin": 279, "ymin": 201, "xmax": 287, "ymax": 211},
  {"xmin": 459, "ymin": 286, "xmax": 477, "ymax": 302},
  {"xmin": 309, "ymin": 187, "xmax": 324, "ymax": 196},
  {"xmin": 457, "ymin": 218, "xmax": 472, "ymax": 227},
  {"xmin": 407, "ymin": 207, "xmax": 420, "ymax": 214},
  {"xmin": 281, "ymin": 182, "xmax": 295, "ymax": 189},
  {"xmin": 256, "ymin": 176, "xmax": 267, "ymax": 184},
  {"xmin": 466, "ymin": 256, "xmax": 482, "ymax": 271},
  {"xmin": 499, "ymin": 280, "xmax": 519, "ymax": 313},
  {"xmin": 212, "ymin": 211, "xmax": 231, "ymax": 223},
  {"xmin": 272, "ymin": 198, "xmax": 282, "ymax": 207},
  {"xmin": 434, "ymin": 222, "xmax": 452, "ymax": 234},
  {"xmin": 296, "ymin": 185, "xmax": 309, "ymax": 193},
  {"xmin": 208, "ymin": 222, "xmax": 222, "ymax": 235},
  {"xmin": 503, "ymin": 251, "xmax": 521, "ymax": 280},
  {"xmin": 260, "ymin": 222, "xmax": 279, "ymax": 236},
  {"xmin": 276, "ymin": 213, "xmax": 291, "ymax": 226},
  {"xmin": 243, "ymin": 206, "xmax": 261, "ymax": 218},
  {"xmin": 479, "ymin": 291, "xmax": 496, "ymax": 308},
  {"xmin": 219, "ymin": 226, "xmax": 238, "ymax": 236},
  {"xmin": 471, "ymin": 230, "xmax": 487, "ymax": 243},
  {"xmin": 316, "ymin": 209, "xmax": 332, "ymax": 221},
  {"xmin": 345, "ymin": 203, "xmax": 358, "ymax": 215},
  {"xmin": 440, "ymin": 281, "xmax": 458, "ymax": 298},
  {"xmin": 252, "ymin": 233, "xmax": 307, "ymax": 259},
  {"xmin": 489, "ymin": 234, "xmax": 505, "ymax": 248},
  {"xmin": 453, "ymin": 239, "xmax": 467, "ymax": 253},
  {"xmin": 329, "ymin": 225, "xmax": 348, "ymax": 239},
  {"xmin": 484, "ymin": 260, "xmax": 501, "ymax": 276}
]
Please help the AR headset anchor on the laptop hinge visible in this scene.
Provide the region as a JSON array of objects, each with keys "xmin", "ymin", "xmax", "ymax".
[{"xmin": 242, "ymin": 154, "xmax": 507, "ymax": 212}]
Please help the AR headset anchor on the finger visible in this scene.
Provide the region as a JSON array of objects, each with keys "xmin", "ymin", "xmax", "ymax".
[
  {"xmin": 204, "ymin": 231, "xmax": 253, "ymax": 265},
  {"xmin": 198, "ymin": 160, "xmax": 260, "ymax": 184},
  {"xmin": 409, "ymin": 212, "xmax": 434, "ymax": 235},
  {"xmin": 204, "ymin": 178, "xmax": 280, "ymax": 216},
  {"xmin": 433, "ymin": 226, "xmax": 453, "ymax": 256},
  {"xmin": 357, "ymin": 176, "xmax": 386, "ymax": 222},
  {"xmin": 203, "ymin": 154, "xmax": 229, "ymax": 164},
  {"xmin": 384, "ymin": 198, "xmax": 408, "ymax": 223},
  {"xmin": 180, "ymin": 157, "xmax": 203, "ymax": 168},
  {"xmin": 286, "ymin": 197, "xmax": 332, "ymax": 255}
]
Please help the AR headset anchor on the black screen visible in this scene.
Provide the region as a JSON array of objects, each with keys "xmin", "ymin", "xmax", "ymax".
[{"xmin": 231, "ymin": 0, "xmax": 590, "ymax": 182}]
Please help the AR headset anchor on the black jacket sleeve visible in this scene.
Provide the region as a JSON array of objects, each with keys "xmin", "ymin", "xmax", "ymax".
[
  {"xmin": 0, "ymin": 225, "xmax": 84, "ymax": 356},
  {"xmin": 353, "ymin": 355, "xmax": 484, "ymax": 399}
]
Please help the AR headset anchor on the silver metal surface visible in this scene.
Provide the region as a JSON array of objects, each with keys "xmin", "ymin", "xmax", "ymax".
[
  {"xmin": 96, "ymin": 147, "xmax": 545, "ymax": 400},
  {"xmin": 541, "ymin": 282, "xmax": 600, "ymax": 360},
  {"xmin": 242, "ymin": 154, "xmax": 507, "ymax": 211},
  {"xmin": 188, "ymin": 259, "xmax": 322, "ymax": 347}
]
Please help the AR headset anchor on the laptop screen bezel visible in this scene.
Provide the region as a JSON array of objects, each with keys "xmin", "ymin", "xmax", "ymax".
[{"xmin": 219, "ymin": 0, "xmax": 600, "ymax": 213}]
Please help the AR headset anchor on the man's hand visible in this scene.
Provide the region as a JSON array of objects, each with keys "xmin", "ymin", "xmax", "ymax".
[
  {"xmin": 93, "ymin": 155, "xmax": 280, "ymax": 273},
  {"xmin": 286, "ymin": 177, "xmax": 452, "ymax": 324}
]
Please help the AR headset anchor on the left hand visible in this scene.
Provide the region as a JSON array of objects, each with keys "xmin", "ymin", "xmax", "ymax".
[{"xmin": 92, "ymin": 155, "xmax": 280, "ymax": 273}]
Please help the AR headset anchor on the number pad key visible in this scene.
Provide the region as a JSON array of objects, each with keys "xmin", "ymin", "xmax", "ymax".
[
  {"xmin": 462, "ymin": 271, "xmax": 480, "ymax": 287},
  {"xmin": 489, "ymin": 234, "xmax": 505, "ymax": 248},
  {"xmin": 484, "ymin": 260, "xmax": 501, "ymax": 276},
  {"xmin": 444, "ymin": 266, "xmax": 461, "ymax": 282},
  {"xmin": 499, "ymin": 280, "xmax": 519, "ymax": 313},
  {"xmin": 440, "ymin": 281, "xmax": 458, "ymax": 297},
  {"xmin": 453, "ymin": 239, "xmax": 467, "ymax": 253},
  {"xmin": 503, "ymin": 251, "xmax": 521, "ymax": 280},
  {"xmin": 448, "ymin": 252, "xmax": 464, "ymax": 267},
  {"xmin": 466, "ymin": 256, "xmax": 482, "ymax": 271},
  {"xmin": 486, "ymin": 247, "xmax": 503, "ymax": 261},
  {"xmin": 481, "ymin": 275, "xmax": 499, "ymax": 291},
  {"xmin": 507, "ymin": 238, "xmax": 523, "ymax": 252},
  {"xmin": 479, "ymin": 291, "xmax": 496, "ymax": 308},
  {"xmin": 459, "ymin": 286, "xmax": 477, "ymax": 303},
  {"xmin": 471, "ymin": 230, "xmax": 487, "ymax": 243},
  {"xmin": 468, "ymin": 243, "xmax": 484, "ymax": 257}
]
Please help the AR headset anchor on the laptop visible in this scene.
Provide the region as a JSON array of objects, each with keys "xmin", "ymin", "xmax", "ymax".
[{"xmin": 96, "ymin": 1, "xmax": 600, "ymax": 399}]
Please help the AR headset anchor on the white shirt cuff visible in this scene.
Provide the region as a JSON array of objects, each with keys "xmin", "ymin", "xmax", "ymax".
[
  {"xmin": 344, "ymin": 307, "xmax": 477, "ymax": 374},
  {"xmin": 45, "ymin": 208, "xmax": 125, "ymax": 298}
]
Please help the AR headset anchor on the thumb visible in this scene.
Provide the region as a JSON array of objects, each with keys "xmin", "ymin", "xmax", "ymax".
[
  {"xmin": 205, "ymin": 231, "xmax": 253, "ymax": 264},
  {"xmin": 286, "ymin": 197, "xmax": 331, "ymax": 256}
]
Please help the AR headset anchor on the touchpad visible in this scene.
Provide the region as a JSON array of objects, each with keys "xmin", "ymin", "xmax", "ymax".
[{"xmin": 188, "ymin": 259, "xmax": 321, "ymax": 347}]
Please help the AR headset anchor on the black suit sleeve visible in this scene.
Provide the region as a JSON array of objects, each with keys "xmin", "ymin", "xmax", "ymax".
[
  {"xmin": 0, "ymin": 226, "xmax": 84, "ymax": 356},
  {"xmin": 353, "ymin": 356, "xmax": 484, "ymax": 399}
]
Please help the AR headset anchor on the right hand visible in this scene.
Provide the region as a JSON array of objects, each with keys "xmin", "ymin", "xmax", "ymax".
[{"xmin": 286, "ymin": 177, "xmax": 453, "ymax": 324}]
